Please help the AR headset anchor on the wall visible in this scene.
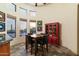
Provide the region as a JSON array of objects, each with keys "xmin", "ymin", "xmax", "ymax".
[
  {"xmin": 35, "ymin": 3, "xmax": 78, "ymax": 54},
  {"xmin": 0, "ymin": 3, "xmax": 36, "ymax": 46}
]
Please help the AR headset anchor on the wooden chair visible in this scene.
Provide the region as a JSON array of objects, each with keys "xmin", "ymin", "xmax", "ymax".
[
  {"xmin": 43, "ymin": 35, "xmax": 48, "ymax": 52},
  {"xmin": 25, "ymin": 34, "xmax": 35, "ymax": 55},
  {"xmin": 35, "ymin": 34, "xmax": 48, "ymax": 56},
  {"xmin": 35, "ymin": 37, "xmax": 44, "ymax": 55}
]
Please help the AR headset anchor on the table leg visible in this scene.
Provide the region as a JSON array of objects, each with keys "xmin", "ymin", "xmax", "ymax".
[{"xmin": 35, "ymin": 41, "xmax": 38, "ymax": 56}]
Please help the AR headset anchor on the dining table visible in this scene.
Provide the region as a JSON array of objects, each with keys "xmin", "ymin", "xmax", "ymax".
[{"xmin": 30, "ymin": 34, "xmax": 45, "ymax": 55}]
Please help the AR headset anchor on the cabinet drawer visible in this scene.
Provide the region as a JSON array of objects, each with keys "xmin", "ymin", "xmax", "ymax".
[{"xmin": 0, "ymin": 42, "xmax": 10, "ymax": 56}]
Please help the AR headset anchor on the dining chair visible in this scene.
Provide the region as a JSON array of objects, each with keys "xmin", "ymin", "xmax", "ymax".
[
  {"xmin": 43, "ymin": 35, "xmax": 48, "ymax": 52},
  {"xmin": 25, "ymin": 33, "xmax": 35, "ymax": 55},
  {"xmin": 40, "ymin": 33, "xmax": 48, "ymax": 52},
  {"xmin": 35, "ymin": 37, "xmax": 44, "ymax": 55},
  {"xmin": 35, "ymin": 34, "xmax": 48, "ymax": 56}
]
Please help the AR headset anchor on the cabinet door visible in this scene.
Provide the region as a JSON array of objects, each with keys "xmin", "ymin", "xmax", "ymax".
[
  {"xmin": 0, "ymin": 42, "xmax": 10, "ymax": 56},
  {"xmin": 52, "ymin": 23, "xmax": 60, "ymax": 46},
  {"xmin": 45, "ymin": 25, "xmax": 48, "ymax": 34}
]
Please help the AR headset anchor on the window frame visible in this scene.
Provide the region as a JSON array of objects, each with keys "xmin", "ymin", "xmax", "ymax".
[
  {"xmin": 11, "ymin": 3, "xmax": 16, "ymax": 12},
  {"xmin": 19, "ymin": 7, "xmax": 27, "ymax": 16},
  {"xmin": 30, "ymin": 20, "xmax": 36, "ymax": 34},
  {"xmin": 7, "ymin": 14, "xmax": 16, "ymax": 38},
  {"xmin": 19, "ymin": 18, "xmax": 27, "ymax": 36},
  {"xmin": 7, "ymin": 3, "xmax": 16, "ymax": 12},
  {"xmin": 29, "ymin": 10, "xmax": 36, "ymax": 16}
]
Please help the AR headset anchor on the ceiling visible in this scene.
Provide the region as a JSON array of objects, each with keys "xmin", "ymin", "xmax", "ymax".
[{"xmin": 25, "ymin": 3, "xmax": 48, "ymax": 7}]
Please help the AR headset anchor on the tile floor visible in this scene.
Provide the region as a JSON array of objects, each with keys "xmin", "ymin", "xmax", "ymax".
[{"xmin": 10, "ymin": 43, "xmax": 76, "ymax": 56}]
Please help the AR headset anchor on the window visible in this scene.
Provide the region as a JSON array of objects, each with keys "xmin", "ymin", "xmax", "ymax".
[
  {"xmin": 19, "ymin": 19, "xmax": 27, "ymax": 36},
  {"xmin": 19, "ymin": 7, "xmax": 27, "ymax": 16},
  {"xmin": 6, "ymin": 3, "xmax": 16, "ymax": 12},
  {"xmin": 29, "ymin": 10, "xmax": 36, "ymax": 16},
  {"xmin": 30, "ymin": 20, "xmax": 36, "ymax": 34},
  {"xmin": 7, "ymin": 16, "xmax": 16, "ymax": 39}
]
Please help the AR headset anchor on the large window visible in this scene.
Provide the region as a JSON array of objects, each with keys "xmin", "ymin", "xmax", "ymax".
[
  {"xmin": 6, "ymin": 3, "xmax": 16, "ymax": 12},
  {"xmin": 19, "ymin": 7, "xmax": 27, "ymax": 16},
  {"xmin": 19, "ymin": 19, "xmax": 27, "ymax": 36},
  {"xmin": 30, "ymin": 20, "xmax": 36, "ymax": 34},
  {"xmin": 29, "ymin": 10, "xmax": 36, "ymax": 16},
  {"xmin": 7, "ymin": 15, "xmax": 16, "ymax": 39}
]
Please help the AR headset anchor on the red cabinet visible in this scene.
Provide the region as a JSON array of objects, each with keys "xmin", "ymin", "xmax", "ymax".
[{"xmin": 45, "ymin": 22, "xmax": 61, "ymax": 46}]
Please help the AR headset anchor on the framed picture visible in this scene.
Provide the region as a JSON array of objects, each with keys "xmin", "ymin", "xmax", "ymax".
[
  {"xmin": 0, "ymin": 34, "xmax": 5, "ymax": 42},
  {"xmin": 37, "ymin": 20, "xmax": 42, "ymax": 31},
  {"xmin": 0, "ymin": 11, "xmax": 5, "ymax": 22},
  {"xmin": 37, "ymin": 21, "xmax": 42, "ymax": 25},
  {"xmin": 37, "ymin": 27, "xmax": 42, "ymax": 31},
  {"xmin": 0, "ymin": 22, "xmax": 5, "ymax": 32}
]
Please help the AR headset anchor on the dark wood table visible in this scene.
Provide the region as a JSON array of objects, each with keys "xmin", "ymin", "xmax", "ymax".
[
  {"xmin": 25, "ymin": 34, "xmax": 48, "ymax": 56},
  {"xmin": 30, "ymin": 34, "xmax": 45, "ymax": 55}
]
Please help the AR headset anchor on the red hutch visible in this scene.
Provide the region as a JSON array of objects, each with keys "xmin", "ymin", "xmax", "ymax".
[{"xmin": 45, "ymin": 22, "xmax": 61, "ymax": 46}]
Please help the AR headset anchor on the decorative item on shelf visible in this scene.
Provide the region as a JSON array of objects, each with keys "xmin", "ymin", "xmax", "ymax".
[
  {"xmin": 49, "ymin": 30, "xmax": 52, "ymax": 34},
  {"xmin": 37, "ymin": 20, "xmax": 42, "ymax": 31},
  {"xmin": 50, "ymin": 25, "xmax": 52, "ymax": 27},
  {"xmin": 0, "ymin": 22, "xmax": 5, "ymax": 32},
  {"xmin": 0, "ymin": 11, "xmax": 5, "ymax": 22},
  {"xmin": 0, "ymin": 34, "xmax": 5, "ymax": 42},
  {"xmin": 53, "ymin": 28, "xmax": 56, "ymax": 35}
]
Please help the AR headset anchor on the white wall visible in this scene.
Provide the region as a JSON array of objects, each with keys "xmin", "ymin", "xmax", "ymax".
[{"xmin": 35, "ymin": 3, "xmax": 78, "ymax": 54}]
